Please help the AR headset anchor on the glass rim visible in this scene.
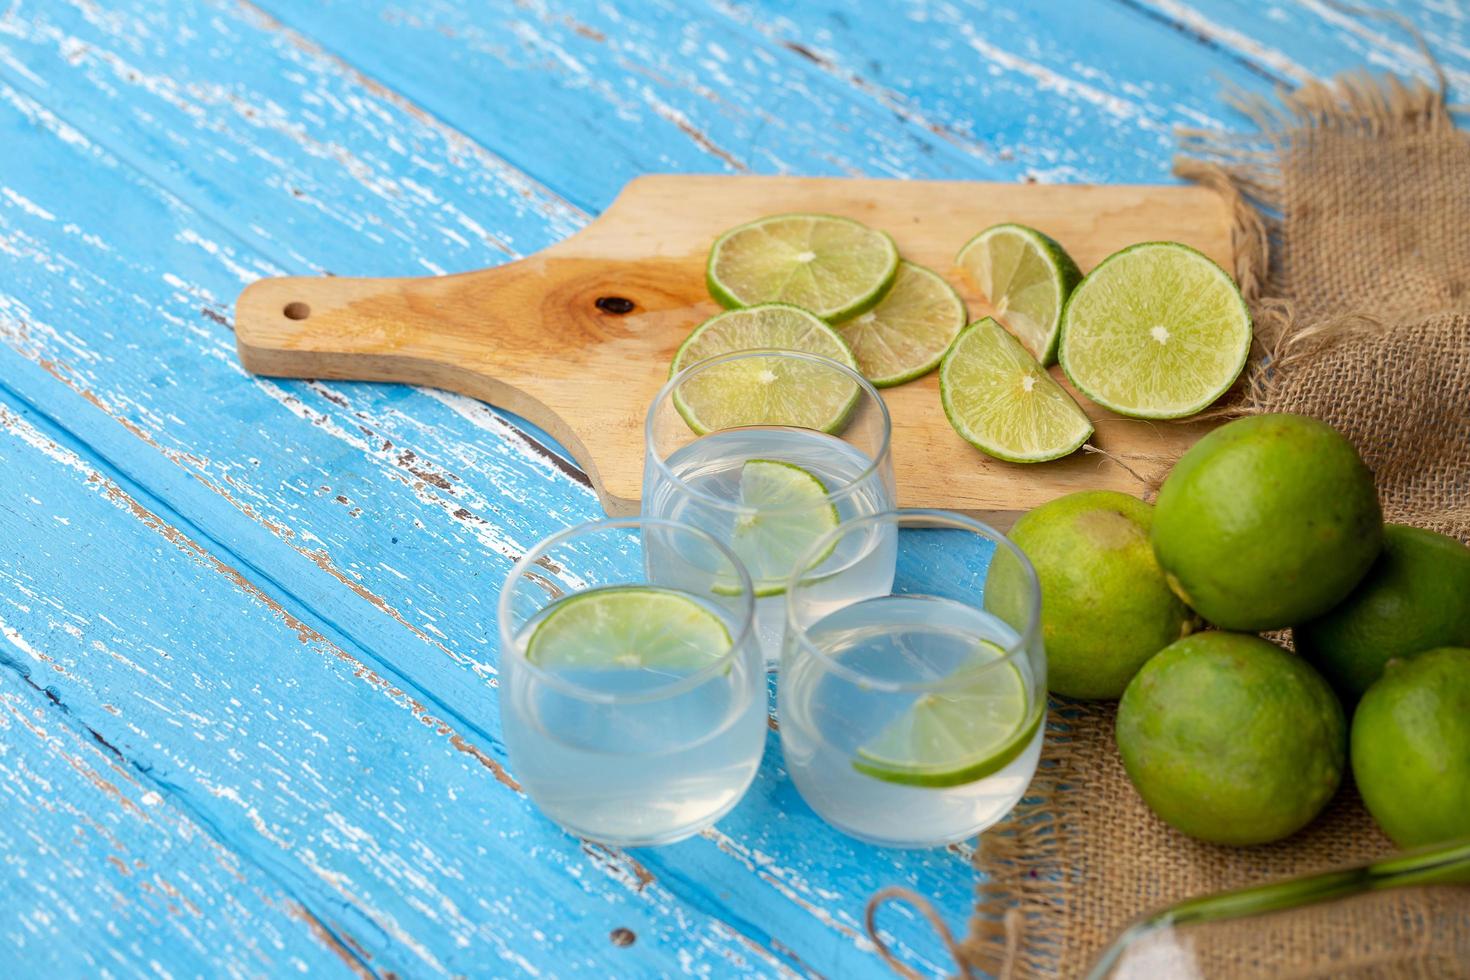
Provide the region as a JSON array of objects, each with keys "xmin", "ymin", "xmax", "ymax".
[
  {"xmin": 782, "ymin": 508, "xmax": 1044, "ymax": 694},
  {"xmin": 643, "ymin": 347, "xmax": 894, "ymax": 515},
  {"xmin": 497, "ymin": 517, "xmax": 756, "ymax": 705}
]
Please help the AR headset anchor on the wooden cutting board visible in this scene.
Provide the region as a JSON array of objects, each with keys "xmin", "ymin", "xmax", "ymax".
[{"xmin": 234, "ymin": 174, "xmax": 1232, "ymax": 525}]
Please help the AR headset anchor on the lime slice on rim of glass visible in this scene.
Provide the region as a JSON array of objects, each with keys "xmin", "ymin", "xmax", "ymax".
[
  {"xmin": 706, "ymin": 213, "xmax": 900, "ymax": 321},
  {"xmin": 726, "ymin": 459, "xmax": 840, "ymax": 598},
  {"xmin": 525, "ymin": 586, "xmax": 731, "ymax": 670},
  {"xmin": 854, "ymin": 641, "xmax": 1041, "ymax": 788},
  {"xmin": 833, "ymin": 260, "xmax": 967, "ymax": 387},
  {"xmin": 957, "ymin": 223, "xmax": 1081, "ymax": 367},
  {"xmin": 670, "ymin": 304, "xmax": 859, "ymax": 435},
  {"xmin": 940, "ymin": 317, "xmax": 1093, "ymax": 463},
  {"xmin": 1058, "ymin": 242, "xmax": 1252, "ymax": 419}
]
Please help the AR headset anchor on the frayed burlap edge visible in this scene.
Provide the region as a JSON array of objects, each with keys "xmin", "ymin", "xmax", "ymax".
[{"xmin": 1172, "ymin": 70, "xmax": 1460, "ymax": 427}]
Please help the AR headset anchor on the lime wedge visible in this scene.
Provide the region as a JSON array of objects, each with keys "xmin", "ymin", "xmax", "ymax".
[
  {"xmin": 707, "ymin": 213, "xmax": 900, "ymax": 321},
  {"xmin": 940, "ymin": 317, "xmax": 1093, "ymax": 463},
  {"xmin": 834, "ymin": 260, "xmax": 967, "ymax": 387},
  {"xmin": 729, "ymin": 459, "xmax": 840, "ymax": 597},
  {"xmin": 670, "ymin": 304, "xmax": 859, "ymax": 435},
  {"xmin": 1058, "ymin": 242, "xmax": 1251, "ymax": 419},
  {"xmin": 957, "ymin": 223, "xmax": 1081, "ymax": 366},
  {"xmin": 525, "ymin": 586, "xmax": 731, "ymax": 670},
  {"xmin": 854, "ymin": 642, "xmax": 1041, "ymax": 788}
]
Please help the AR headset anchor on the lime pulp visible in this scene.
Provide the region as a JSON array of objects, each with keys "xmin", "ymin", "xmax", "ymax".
[
  {"xmin": 706, "ymin": 212, "xmax": 900, "ymax": 321},
  {"xmin": 525, "ymin": 586, "xmax": 732, "ymax": 670}
]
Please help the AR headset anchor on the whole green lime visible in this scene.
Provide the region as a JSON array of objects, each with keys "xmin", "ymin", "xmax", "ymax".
[
  {"xmin": 1152, "ymin": 414, "xmax": 1382, "ymax": 631},
  {"xmin": 995, "ymin": 491, "xmax": 1195, "ymax": 699},
  {"xmin": 1351, "ymin": 647, "xmax": 1470, "ymax": 848},
  {"xmin": 1116, "ymin": 631, "xmax": 1346, "ymax": 845},
  {"xmin": 1295, "ymin": 526, "xmax": 1470, "ymax": 702}
]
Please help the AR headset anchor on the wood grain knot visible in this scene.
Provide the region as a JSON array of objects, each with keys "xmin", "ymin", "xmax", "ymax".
[{"xmin": 594, "ymin": 296, "xmax": 636, "ymax": 315}]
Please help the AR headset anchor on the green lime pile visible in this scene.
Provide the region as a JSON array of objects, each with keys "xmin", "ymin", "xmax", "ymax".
[{"xmin": 1003, "ymin": 413, "xmax": 1469, "ymax": 849}]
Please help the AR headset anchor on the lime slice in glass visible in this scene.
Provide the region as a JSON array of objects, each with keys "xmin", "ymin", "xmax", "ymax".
[
  {"xmin": 671, "ymin": 304, "xmax": 859, "ymax": 434},
  {"xmin": 728, "ymin": 459, "xmax": 840, "ymax": 598},
  {"xmin": 833, "ymin": 260, "xmax": 967, "ymax": 387},
  {"xmin": 957, "ymin": 223, "xmax": 1081, "ymax": 366},
  {"xmin": 706, "ymin": 213, "xmax": 900, "ymax": 321},
  {"xmin": 940, "ymin": 317, "xmax": 1093, "ymax": 463},
  {"xmin": 854, "ymin": 641, "xmax": 1041, "ymax": 788},
  {"xmin": 1058, "ymin": 242, "xmax": 1252, "ymax": 419},
  {"xmin": 525, "ymin": 586, "xmax": 731, "ymax": 670}
]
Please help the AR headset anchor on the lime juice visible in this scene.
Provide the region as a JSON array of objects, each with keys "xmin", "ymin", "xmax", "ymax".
[
  {"xmin": 643, "ymin": 427, "xmax": 897, "ymax": 659},
  {"xmin": 779, "ymin": 594, "xmax": 1044, "ymax": 847},
  {"xmin": 501, "ymin": 585, "xmax": 766, "ymax": 846}
]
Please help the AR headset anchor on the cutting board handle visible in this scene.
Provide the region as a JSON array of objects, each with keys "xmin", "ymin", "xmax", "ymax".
[
  {"xmin": 237, "ymin": 272, "xmax": 488, "ymax": 376},
  {"xmin": 233, "ymin": 256, "xmax": 698, "ymax": 514}
]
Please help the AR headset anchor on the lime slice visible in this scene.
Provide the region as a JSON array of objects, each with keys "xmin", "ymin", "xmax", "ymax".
[
  {"xmin": 940, "ymin": 317, "xmax": 1093, "ymax": 463},
  {"xmin": 854, "ymin": 642, "xmax": 1042, "ymax": 788},
  {"xmin": 833, "ymin": 260, "xmax": 967, "ymax": 387},
  {"xmin": 706, "ymin": 213, "xmax": 900, "ymax": 321},
  {"xmin": 525, "ymin": 586, "xmax": 731, "ymax": 670},
  {"xmin": 728, "ymin": 459, "xmax": 840, "ymax": 598},
  {"xmin": 1058, "ymin": 242, "xmax": 1251, "ymax": 419},
  {"xmin": 957, "ymin": 223, "xmax": 1081, "ymax": 366},
  {"xmin": 670, "ymin": 304, "xmax": 859, "ymax": 435}
]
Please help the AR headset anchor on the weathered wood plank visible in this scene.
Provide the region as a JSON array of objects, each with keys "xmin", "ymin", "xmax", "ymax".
[
  {"xmin": 0, "ymin": 666, "xmax": 361, "ymax": 978},
  {"xmin": 251, "ymin": 0, "xmax": 1286, "ymax": 202},
  {"xmin": 0, "ymin": 394, "xmax": 810, "ymax": 976},
  {"xmin": 1122, "ymin": 0, "xmax": 1469, "ymax": 94},
  {"xmin": 0, "ymin": 2, "xmax": 1007, "ymax": 972}
]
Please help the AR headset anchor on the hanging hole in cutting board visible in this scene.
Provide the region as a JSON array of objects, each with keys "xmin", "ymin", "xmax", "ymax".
[{"xmin": 283, "ymin": 302, "xmax": 311, "ymax": 320}]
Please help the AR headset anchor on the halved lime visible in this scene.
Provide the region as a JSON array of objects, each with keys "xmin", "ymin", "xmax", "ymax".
[
  {"xmin": 729, "ymin": 459, "xmax": 840, "ymax": 597},
  {"xmin": 1058, "ymin": 242, "xmax": 1251, "ymax": 419},
  {"xmin": 833, "ymin": 260, "xmax": 967, "ymax": 387},
  {"xmin": 707, "ymin": 213, "xmax": 900, "ymax": 321},
  {"xmin": 670, "ymin": 304, "xmax": 859, "ymax": 435},
  {"xmin": 854, "ymin": 642, "xmax": 1041, "ymax": 788},
  {"xmin": 939, "ymin": 317, "xmax": 1093, "ymax": 463},
  {"xmin": 525, "ymin": 586, "xmax": 731, "ymax": 669},
  {"xmin": 957, "ymin": 223, "xmax": 1081, "ymax": 366}
]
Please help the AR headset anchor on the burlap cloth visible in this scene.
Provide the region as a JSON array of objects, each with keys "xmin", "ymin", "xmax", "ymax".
[{"xmin": 867, "ymin": 50, "xmax": 1470, "ymax": 980}]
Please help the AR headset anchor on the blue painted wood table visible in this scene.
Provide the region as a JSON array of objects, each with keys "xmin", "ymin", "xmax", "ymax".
[{"xmin": 0, "ymin": 2, "xmax": 1460, "ymax": 976}]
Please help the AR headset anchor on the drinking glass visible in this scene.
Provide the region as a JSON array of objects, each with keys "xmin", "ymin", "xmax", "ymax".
[
  {"xmin": 642, "ymin": 348, "xmax": 897, "ymax": 662},
  {"xmin": 778, "ymin": 510, "xmax": 1046, "ymax": 847},
  {"xmin": 498, "ymin": 518, "xmax": 765, "ymax": 846}
]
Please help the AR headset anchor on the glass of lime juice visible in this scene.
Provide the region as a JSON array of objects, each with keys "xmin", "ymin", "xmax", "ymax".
[
  {"xmin": 778, "ymin": 510, "xmax": 1046, "ymax": 847},
  {"xmin": 498, "ymin": 518, "xmax": 765, "ymax": 846},
  {"xmin": 642, "ymin": 349, "xmax": 898, "ymax": 664}
]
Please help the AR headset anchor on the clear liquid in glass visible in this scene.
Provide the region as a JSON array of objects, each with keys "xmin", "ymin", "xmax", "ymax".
[{"xmin": 779, "ymin": 594, "xmax": 1043, "ymax": 847}]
